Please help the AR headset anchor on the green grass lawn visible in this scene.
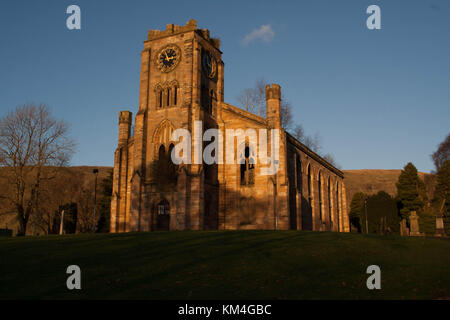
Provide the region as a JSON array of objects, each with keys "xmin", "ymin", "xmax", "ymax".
[{"xmin": 0, "ymin": 231, "xmax": 449, "ymax": 299}]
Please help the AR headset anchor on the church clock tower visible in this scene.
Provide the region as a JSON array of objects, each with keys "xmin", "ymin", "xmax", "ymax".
[{"xmin": 111, "ymin": 20, "xmax": 224, "ymax": 232}]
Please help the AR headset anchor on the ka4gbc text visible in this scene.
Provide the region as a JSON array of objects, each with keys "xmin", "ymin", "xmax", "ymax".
[{"xmin": 177, "ymin": 304, "xmax": 272, "ymax": 317}]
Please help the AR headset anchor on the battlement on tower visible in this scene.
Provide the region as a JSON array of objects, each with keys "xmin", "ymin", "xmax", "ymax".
[
  {"xmin": 146, "ymin": 19, "xmax": 220, "ymax": 49},
  {"xmin": 118, "ymin": 111, "xmax": 132, "ymax": 124},
  {"xmin": 265, "ymin": 84, "xmax": 281, "ymax": 100}
]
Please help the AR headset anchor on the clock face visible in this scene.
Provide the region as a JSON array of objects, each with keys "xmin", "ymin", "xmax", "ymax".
[
  {"xmin": 156, "ymin": 45, "xmax": 181, "ymax": 72},
  {"xmin": 202, "ymin": 50, "xmax": 217, "ymax": 78}
]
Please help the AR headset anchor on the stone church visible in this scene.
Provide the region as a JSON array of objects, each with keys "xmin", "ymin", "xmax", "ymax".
[{"xmin": 111, "ymin": 20, "xmax": 349, "ymax": 233}]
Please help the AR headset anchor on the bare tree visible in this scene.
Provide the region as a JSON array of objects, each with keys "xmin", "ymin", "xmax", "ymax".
[
  {"xmin": 236, "ymin": 78, "xmax": 340, "ymax": 166},
  {"xmin": 236, "ymin": 88, "xmax": 257, "ymax": 113},
  {"xmin": 0, "ymin": 104, "xmax": 75, "ymax": 236},
  {"xmin": 291, "ymin": 124, "xmax": 305, "ymax": 142},
  {"xmin": 301, "ymin": 132, "xmax": 321, "ymax": 153},
  {"xmin": 237, "ymin": 78, "xmax": 267, "ymax": 117},
  {"xmin": 311, "ymin": 132, "xmax": 322, "ymax": 154},
  {"xmin": 322, "ymin": 153, "xmax": 341, "ymax": 169},
  {"xmin": 30, "ymin": 167, "xmax": 83, "ymax": 234},
  {"xmin": 76, "ymin": 187, "xmax": 94, "ymax": 233},
  {"xmin": 432, "ymin": 133, "xmax": 450, "ymax": 171},
  {"xmin": 254, "ymin": 78, "xmax": 266, "ymax": 117},
  {"xmin": 280, "ymin": 99, "xmax": 294, "ymax": 131}
]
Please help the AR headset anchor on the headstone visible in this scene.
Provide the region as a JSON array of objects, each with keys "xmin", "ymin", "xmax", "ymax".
[
  {"xmin": 400, "ymin": 219, "xmax": 409, "ymax": 236},
  {"xmin": 435, "ymin": 199, "xmax": 447, "ymax": 237},
  {"xmin": 434, "ymin": 213, "xmax": 446, "ymax": 237},
  {"xmin": 409, "ymin": 211, "xmax": 424, "ymax": 237}
]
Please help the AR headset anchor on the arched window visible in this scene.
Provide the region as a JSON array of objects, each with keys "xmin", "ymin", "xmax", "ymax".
[
  {"xmin": 155, "ymin": 87, "xmax": 163, "ymax": 109},
  {"xmin": 156, "ymin": 143, "xmax": 178, "ymax": 186},
  {"xmin": 240, "ymin": 146, "xmax": 255, "ymax": 186},
  {"xmin": 328, "ymin": 176, "xmax": 332, "ymax": 227},
  {"xmin": 336, "ymin": 182, "xmax": 340, "ymax": 231},
  {"xmin": 158, "ymin": 144, "xmax": 166, "ymax": 160},
  {"xmin": 166, "ymin": 88, "xmax": 171, "ymax": 107},
  {"xmin": 318, "ymin": 171, "xmax": 323, "ymax": 222},
  {"xmin": 307, "ymin": 164, "xmax": 312, "ymax": 200},
  {"xmin": 296, "ymin": 154, "xmax": 302, "ymax": 192},
  {"xmin": 174, "ymin": 86, "xmax": 178, "ymax": 106}
]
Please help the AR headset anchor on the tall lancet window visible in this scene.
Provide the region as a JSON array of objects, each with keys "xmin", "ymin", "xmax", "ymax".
[
  {"xmin": 307, "ymin": 164, "xmax": 312, "ymax": 201},
  {"xmin": 156, "ymin": 87, "xmax": 163, "ymax": 109},
  {"xmin": 158, "ymin": 144, "xmax": 166, "ymax": 160},
  {"xmin": 174, "ymin": 85, "xmax": 178, "ymax": 106},
  {"xmin": 296, "ymin": 154, "xmax": 302, "ymax": 193},
  {"xmin": 318, "ymin": 171, "xmax": 323, "ymax": 222},
  {"xmin": 240, "ymin": 146, "xmax": 255, "ymax": 186},
  {"xmin": 166, "ymin": 88, "xmax": 171, "ymax": 107},
  {"xmin": 328, "ymin": 177, "xmax": 332, "ymax": 227},
  {"xmin": 336, "ymin": 182, "xmax": 340, "ymax": 231}
]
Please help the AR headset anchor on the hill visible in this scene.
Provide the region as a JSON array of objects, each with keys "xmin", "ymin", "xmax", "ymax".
[
  {"xmin": 0, "ymin": 231, "xmax": 449, "ymax": 299},
  {"xmin": 342, "ymin": 169, "xmax": 431, "ymax": 205}
]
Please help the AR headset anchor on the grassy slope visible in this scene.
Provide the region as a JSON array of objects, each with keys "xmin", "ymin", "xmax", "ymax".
[{"xmin": 1, "ymin": 231, "xmax": 449, "ymax": 300}]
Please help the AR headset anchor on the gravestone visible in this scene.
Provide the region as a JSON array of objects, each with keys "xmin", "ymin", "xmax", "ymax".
[
  {"xmin": 409, "ymin": 211, "xmax": 424, "ymax": 237},
  {"xmin": 435, "ymin": 213, "xmax": 446, "ymax": 237},
  {"xmin": 435, "ymin": 199, "xmax": 446, "ymax": 237},
  {"xmin": 400, "ymin": 219, "xmax": 409, "ymax": 236}
]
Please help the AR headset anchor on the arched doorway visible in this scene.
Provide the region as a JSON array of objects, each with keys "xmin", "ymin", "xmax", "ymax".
[{"xmin": 156, "ymin": 199, "xmax": 170, "ymax": 231}]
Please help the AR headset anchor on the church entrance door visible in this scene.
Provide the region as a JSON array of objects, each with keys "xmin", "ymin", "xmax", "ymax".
[{"xmin": 156, "ymin": 200, "xmax": 170, "ymax": 231}]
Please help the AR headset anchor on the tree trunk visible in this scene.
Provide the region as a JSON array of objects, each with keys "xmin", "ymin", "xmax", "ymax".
[{"xmin": 16, "ymin": 207, "xmax": 27, "ymax": 236}]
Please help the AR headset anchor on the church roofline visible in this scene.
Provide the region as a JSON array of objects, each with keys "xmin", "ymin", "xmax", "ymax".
[
  {"xmin": 221, "ymin": 102, "xmax": 268, "ymax": 127},
  {"xmin": 221, "ymin": 102, "xmax": 342, "ymax": 177},
  {"xmin": 285, "ymin": 131, "xmax": 344, "ymax": 178}
]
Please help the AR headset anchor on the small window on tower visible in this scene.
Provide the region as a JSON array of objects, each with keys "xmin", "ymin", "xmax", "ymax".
[
  {"xmin": 174, "ymin": 86, "xmax": 178, "ymax": 105},
  {"xmin": 159, "ymin": 91, "xmax": 163, "ymax": 109},
  {"xmin": 166, "ymin": 88, "xmax": 171, "ymax": 107}
]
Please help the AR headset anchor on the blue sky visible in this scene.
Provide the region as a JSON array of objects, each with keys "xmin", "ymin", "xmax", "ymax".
[{"xmin": 0, "ymin": 0, "xmax": 449, "ymax": 173}]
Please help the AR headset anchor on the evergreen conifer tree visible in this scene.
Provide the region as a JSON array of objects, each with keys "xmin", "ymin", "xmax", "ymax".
[{"xmin": 396, "ymin": 162, "xmax": 425, "ymax": 219}]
